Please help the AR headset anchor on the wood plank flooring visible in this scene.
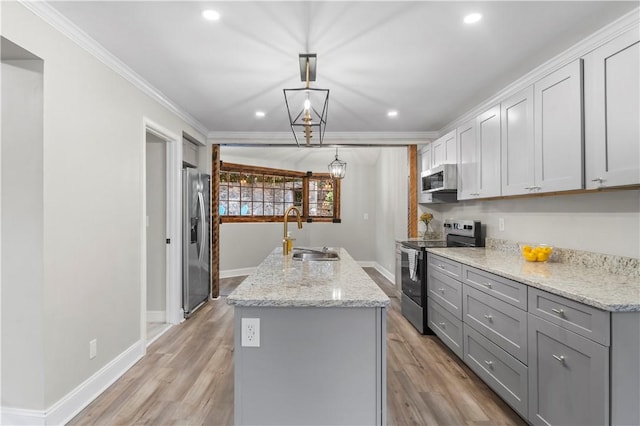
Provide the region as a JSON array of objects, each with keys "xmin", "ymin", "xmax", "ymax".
[{"xmin": 69, "ymin": 270, "xmax": 526, "ymax": 426}]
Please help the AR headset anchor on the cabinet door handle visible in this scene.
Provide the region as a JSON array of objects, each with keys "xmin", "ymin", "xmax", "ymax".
[
  {"xmin": 483, "ymin": 314, "xmax": 493, "ymax": 321},
  {"xmin": 439, "ymin": 322, "xmax": 446, "ymax": 328},
  {"xmin": 524, "ymin": 186, "xmax": 533, "ymax": 190},
  {"xmin": 438, "ymin": 264, "xmax": 446, "ymax": 269},
  {"xmin": 591, "ymin": 177, "xmax": 605, "ymax": 183},
  {"xmin": 484, "ymin": 360, "xmax": 493, "ymax": 367},
  {"xmin": 553, "ymin": 354, "xmax": 565, "ymax": 363},
  {"xmin": 482, "ymin": 282, "xmax": 492, "ymax": 289},
  {"xmin": 551, "ymin": 308, "xmax": 565, "ymax": 317},
  {"xmin": 438, "ymin": 288, "xmax": 445, "ymax": 293}
]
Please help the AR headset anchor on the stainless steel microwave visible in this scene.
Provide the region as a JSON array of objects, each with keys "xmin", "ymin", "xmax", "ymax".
[{"xmin": 420, "ymin": 164, "xmax": 457, "ymax": 192}]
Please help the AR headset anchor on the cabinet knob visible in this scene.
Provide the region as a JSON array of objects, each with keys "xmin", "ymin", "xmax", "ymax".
[
  {"xmin": 553, "ymin": 354, "xmax": 566, "ymax": 363},
  {"xmin": 551, "ymin": 308, "xmax": 565, "ymax": 317},
  {"xmin": 439, "ymin": 322, "xmax": 446, "ymax": 328},
  {"xmin": 438, "ymin": 264, "xmax": 446, "ymax": 269},
  {"xmin": 591, "ymin": 177, "xmax": 605, "ymax": 183},
  {"xmin": 484, "ymin": 360, "xmax": 493, "ymax": 367},
  {"xmin": 482, "ymin": 282, "xmax": 493, "ymax": 289},
  {"xmin": 483, "ymin": 314, "xmax": 493, "ymax": 321},
  {"xmin": 438, "ymin": 288, "xmax": 445, "ymax": 293}
]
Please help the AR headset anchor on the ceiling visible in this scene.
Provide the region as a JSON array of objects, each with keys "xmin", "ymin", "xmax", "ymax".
[{"xmin": 49, "ymin": 1, "xmax": 638, "ymax": 139}]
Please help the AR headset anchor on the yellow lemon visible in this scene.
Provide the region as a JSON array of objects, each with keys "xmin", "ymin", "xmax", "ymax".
[
  {"xmin": 524, "ymin": 252, "xmax": 538, "ymax": 262},
  {"xmin": 522, "ymin": 245, "xmax": 532, "ymax": 254},
  {"xmin": 537, "ymin": 252, "xmax": 549, "ymax": 262}
]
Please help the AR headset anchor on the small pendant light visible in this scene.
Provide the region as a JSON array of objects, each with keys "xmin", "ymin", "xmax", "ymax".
[{"xmin": 328, "ymin": 148, "xmax": 347, "ymax": 179}]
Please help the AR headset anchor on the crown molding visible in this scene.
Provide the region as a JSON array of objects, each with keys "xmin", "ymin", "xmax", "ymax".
[
  {"xmin": 208, "ymin": 131, "xmax": 437, "ymax": 145},
  {"xmin": 19, "ymin": 0, "xmax": 209, "ymax": 137},
  {"xmin": 439, "ymin": 7, "xmax": 640, "ymax": 135}
]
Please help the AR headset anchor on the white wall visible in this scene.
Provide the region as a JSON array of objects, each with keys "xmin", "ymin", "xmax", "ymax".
[
  {"xmin": 374, "ymin": 148, "xmax": 409, "ymax": 276},
  {"xmin": 421, "ymin": 190, "xmax": 640, "ymax": 258},
  {"xmin": 219, "ymin": 147, "xmax": 381, "ymax": 271},
  {"xmin": 1, "ymin": 56, "xmax": 45, "ymax": 409},
  {"xmin": 145, "ymin": 134, "xmax": 166, "ymax": 314},
  {"xmin": 1, "ymin": 2, "xmax": 205, "ymax": 411}
]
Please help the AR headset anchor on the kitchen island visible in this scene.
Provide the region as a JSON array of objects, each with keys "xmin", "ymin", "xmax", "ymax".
[{"xmin": 227, "ymin": 247, "xmax": 390, "ymax": 426}]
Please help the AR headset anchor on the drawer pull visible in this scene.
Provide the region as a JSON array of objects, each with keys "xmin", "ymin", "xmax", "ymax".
[
  {"xmin": 484, "ymin": 360, "xmax": 493, "ymax": 367},
  {"xmin": 551, "ymin": 308, "xmax": 565, "ymax": 317},
  {"xmin": 483, "ymin": 314, "xmax": 493, "ymax": 321},
  {"xmin": 482, "ymin": 282, "xmax": 493, "ymax": 289},
  {"xmin": 553, "ymin": 354, "xmax": 566, "ymax": 363},
  {"xmin": 438, "ymin": 288, "xmax": 445, "ymax": 293},
  {"xmin": 438, "ymin": 264, "xmax": 445, "ymax": 269},
  {"xmin": 439, "ymin": 322, "xmax": 446, "ymax": 328}
]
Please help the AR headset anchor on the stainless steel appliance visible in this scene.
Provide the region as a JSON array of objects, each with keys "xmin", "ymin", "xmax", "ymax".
[
  {"xmin": 182, "ymin": 167, "xmax": 211, "ymax": 318},
  {"xmin": 400, "ymin": 219, "xmax": 483, "ymax": 334},
  {"xmin": 420, "ymin": 164, "xmax": 457, "ymax": 193}
]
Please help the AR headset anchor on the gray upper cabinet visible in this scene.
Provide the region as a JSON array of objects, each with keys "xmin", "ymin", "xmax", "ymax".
[
  {"xmin": 432, "ymin": 129, "xmax": 457, "ymax": 167},
  {"xmin": 528, "ymin": 314, "xmax": 609, "ymax": 426},
  {"xmin": 501, "ymin": 86, "xmax": 535, "ymax": 196},
  {"xmin": 457, "ymin": 119, "xmax": 477, "ymax": 200},
  {"xmin": 584, "ymin": 28, "xmax": 640, "ymax": 189},
  {"xmin": 457, "ymin": 105, "xmax": 502, "ymax": 200},
  {"xmin": 420, "ymin": 143, "xmax": 432, "ymax": 172},
  {"xmin": 533, "ymin": 60, "xmax": 584, "ymax": 193}
]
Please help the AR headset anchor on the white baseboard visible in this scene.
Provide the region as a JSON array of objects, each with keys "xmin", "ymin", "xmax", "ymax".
[
  {"xmin": 373, "ymin": 262, "xmax": 395, "ymax": 285},
  {"xmin": 356, "ymin": 261, "xmax": 375, "ymax": 268},
  {"xmin": 1, "ymin": 340, "xmax": 144, "ymax": 425},
  {"xmin": 220, "ymin": 267, "xmax": 256, "ymax": 278},
  {"xmin": 146, "ymin": 310, "xmax": 165, "ymax": 323}
]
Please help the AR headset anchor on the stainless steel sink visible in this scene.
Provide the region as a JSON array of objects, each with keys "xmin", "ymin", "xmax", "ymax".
[{"xmin": 292, "ymin": 248, "xmax": 340, "ymax": 261}]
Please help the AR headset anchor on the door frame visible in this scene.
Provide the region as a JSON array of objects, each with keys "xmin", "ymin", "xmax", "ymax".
[{"xmin": 142, "ymin": 118, "xmax": 182, "ymax": 349}]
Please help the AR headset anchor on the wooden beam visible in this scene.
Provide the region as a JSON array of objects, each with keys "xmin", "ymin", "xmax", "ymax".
[
  {"xmin": 408, "ymin": 145, "xmax": 418, "ymax": 238},
  {"xmin": 211, "ymin": 144, "xmax": 220, "ymax": 298}
]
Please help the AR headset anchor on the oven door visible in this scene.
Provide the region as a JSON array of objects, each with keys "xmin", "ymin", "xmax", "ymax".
[{"xmin": 400, "ymin": 246, "xmax": 424, "ymax": 306}]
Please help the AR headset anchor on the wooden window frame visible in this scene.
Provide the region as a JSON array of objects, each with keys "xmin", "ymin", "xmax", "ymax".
[{"xmin": 219, "ymin": 162, "xmax": 341, "ymax": 224}]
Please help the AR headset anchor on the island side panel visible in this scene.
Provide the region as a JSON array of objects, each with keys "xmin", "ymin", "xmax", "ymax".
[{"xmin": 234, "ymin": 306, "xmax": 386, "ymax": 426}]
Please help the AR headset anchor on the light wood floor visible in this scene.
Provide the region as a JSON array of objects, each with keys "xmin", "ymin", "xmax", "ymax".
[{"xmin": 69, "ymin": 270, "xmax": 525, "ymax": 426}]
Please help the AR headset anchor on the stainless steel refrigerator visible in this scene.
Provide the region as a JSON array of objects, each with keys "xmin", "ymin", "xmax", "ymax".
[{"xmin": 182, "ymin": 168, "xmax": 211, "ymax": 318}]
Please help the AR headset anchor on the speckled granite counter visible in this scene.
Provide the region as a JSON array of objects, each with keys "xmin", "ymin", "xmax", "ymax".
[
  {"xmin": 426, "ymin": 247, "xmax": 640, "ymax": 312},
  {"xmin": 227, "ymin": 247, "xmax": 390, "ymax": 308}
]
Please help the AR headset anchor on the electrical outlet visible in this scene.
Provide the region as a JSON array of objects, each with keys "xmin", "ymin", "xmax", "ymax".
[
  {"xmin": 241, "ymin": 318, "xmax": 260, "ymax": 347},
  {"xmin": 89, "ymin": 339, "xmax": 97, "ymax": 359},
  {"xmin": 499, "ymin": 218, "xmax": 505, "ymax": 232}
]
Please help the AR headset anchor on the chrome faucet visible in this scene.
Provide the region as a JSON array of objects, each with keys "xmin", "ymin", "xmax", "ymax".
[{"xmin": 283, "ymin": 206, "xmax": 303, "ymax": 255}]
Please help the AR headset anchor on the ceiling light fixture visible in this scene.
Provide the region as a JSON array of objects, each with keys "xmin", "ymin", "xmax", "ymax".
[
  {"xmin": 387, "ymin": 110, "xmax": 398, "ymax": 117},
  {"xmin": 464, "ymin": 13, "xmax": 482, "ymax": 24},
  {"xmin": 328, "ymin": 148, "xmax": 347, "ymax": 179},
  {"xmin": 283, "ymin": 53, "xmax": 330, "ymax": 146},
  {"xmin": 202, "ymin": 9, "xmax": 220, "ymax": 21},
  {"xmin": 255, "ymin": 111, "xmax": 265, "ymax": 118}
]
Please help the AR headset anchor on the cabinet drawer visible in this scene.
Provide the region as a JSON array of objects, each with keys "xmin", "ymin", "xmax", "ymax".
[
  {"xmin": 428, "ymin": 298, "xmax": 463, "ymax": 359},
  {"xmin": 462, "ymin": 265, "xmax": 527, "ymax": 310},
  {"xmin": 463, "ymin": 285, "xmax": 528, "ymax": 364},
  {"xmin": 528, "ymin": 287, "xmax": 610, "ymax": 346},
  {"xmin": 464, "ymin": 324, "xmax": 528, "ymax": 419},
  {"xmin": 528, "ymin": 314, "xmax": 609, "ymax": 426},
  {"xmin": 428, "ymin": 268, "xmax": 463, "ymax": 320},
  {"xmin": 427, "ymin": 253, "xmax": 462, "ymax": 280}
]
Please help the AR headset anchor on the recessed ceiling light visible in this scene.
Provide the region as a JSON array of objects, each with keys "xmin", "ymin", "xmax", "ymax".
[
  {"xmin": 255, "ymin": 111, "xmax": 266, "ymax": 118},
  {"xmin": 464, "ymin": 13, "xmax": 482, "ymax": 24},
  {"xmin": 202, "ymin": 9, "xmax": 221, "ymax": 21},
  {"xmin": 387, "ymin": 110, "xmax": 398, "ymax": 118}
]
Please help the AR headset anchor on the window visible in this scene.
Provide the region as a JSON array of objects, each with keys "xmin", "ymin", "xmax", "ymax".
[{"xmin": 219, "ymin": 162, "xmax": 341, "ymax": 223}]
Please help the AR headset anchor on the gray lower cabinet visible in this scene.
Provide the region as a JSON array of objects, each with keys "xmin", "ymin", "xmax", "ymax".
[
  {"xmin": 527, "ymin": 314, "xmax": 609, "ymax": 426},
  {"xmin": 464, "ymin": 324, "xmax": 528, "ymax": 418},
  {"xmin": 428, "ymin": 297, "xmax": 463, "ymax": 359},
  {"xmin": 463, "ymin": 285, "xmax": 528, "ymax": 364}
]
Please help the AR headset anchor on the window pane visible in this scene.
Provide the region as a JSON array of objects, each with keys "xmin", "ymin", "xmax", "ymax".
[
  {"xmin": 229, "ymin": 185, "xmax": 240, "ymax": 201},
  {"xmin": 264, "ymin": 203, "xmax": 274, "ymax": 216},
  {"xmin": 228, "ymin": 201, "xmax": 240, "ymax": 215},
  {"xmin": 219, "ymin": 201, "xmax": 228, "ymax": 216}
]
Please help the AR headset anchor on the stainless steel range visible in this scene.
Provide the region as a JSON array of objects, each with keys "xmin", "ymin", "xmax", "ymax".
[{"xmin": 399, "ymin": 219, "xmax": 483, "ymax": 334}]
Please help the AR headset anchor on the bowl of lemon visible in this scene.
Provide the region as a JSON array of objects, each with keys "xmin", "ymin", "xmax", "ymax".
[{"xmin": 520, "ymin": 244, "xmax": 553, "ymax": 262}]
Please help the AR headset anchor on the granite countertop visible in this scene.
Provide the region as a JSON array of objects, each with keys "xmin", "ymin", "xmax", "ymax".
[
  {"xmin": 227, "ymin": 247, "xmax": 390, "ymax": 308},
  {"xmin": 426, "ymin": 247, "xmax": 640, "ymax": 312}
]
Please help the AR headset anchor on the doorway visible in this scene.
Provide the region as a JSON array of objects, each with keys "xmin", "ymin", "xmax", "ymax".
[{"xmin": 143, "ymin": 120, "xmax": 181, "ymax": 347}]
